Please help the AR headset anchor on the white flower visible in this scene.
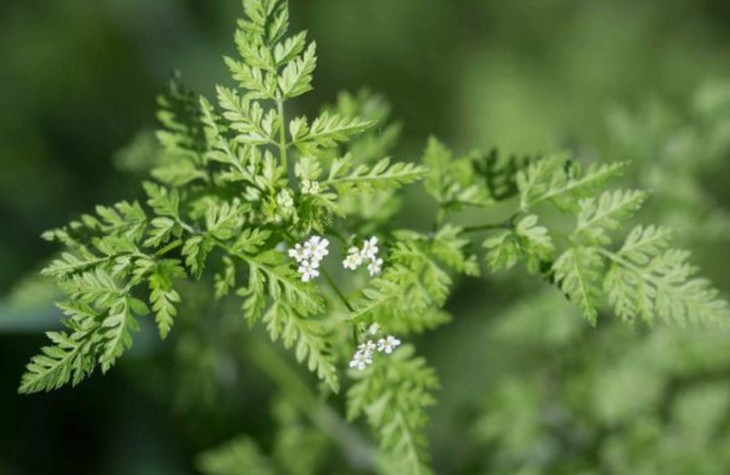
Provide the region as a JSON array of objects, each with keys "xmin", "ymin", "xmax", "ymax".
[
  {"xmin": 298, "ymin": 261, "xmax": 320, "ymax": 282},
  {"xmin": 361, "ymin": 236, "xmax": 379, "ymax": 260},
  {"xmin": 343, "ymin": 237, "xmax": 383, "ymax": 275},
  {"xmin": 377, "ymin": 335, "xmax": 401, "ymax": 354},
  {"xmin": 358, "ymin": 340, "xmax": 377, "ymax": 355},
  {"xmin": 368, "ymin": 323, "xmax": 380, "ymax": 336},
  {"xmin": 302, "ymin": 236, "xmax": 320, "ymax": 257},
  {"xmin": 349, "ymin": 348, "xmax": 373, "ymax": 370},
  {"xmin": 367, "ymin": 257, "xmax": 383, "ymax": 276},
  {"xmin": 304, "ymin": 235, "xmax": 329, "ymax": 263},
  {"xmin": 288, "ymin": 243, "xmax": 306, "ymax": 263},
  {"xmin": 343, "ymin": 247, "xmax": 364, "ymax": 270}
]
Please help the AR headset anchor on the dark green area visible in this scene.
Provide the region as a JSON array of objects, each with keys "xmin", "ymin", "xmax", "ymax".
[{"xmin": 1, "ymin": 1, "xmax": 729, "ymax": 473}]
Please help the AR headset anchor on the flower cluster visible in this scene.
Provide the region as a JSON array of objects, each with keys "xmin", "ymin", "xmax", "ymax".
[
  {"xmin": 288, "ymin": 235, "xmax": 329, "ymax": 282},
  {"xmin": 343, "ymin": 236, "xmax": 383, "ymax": 276},
  {"xmin": 348, "ymin": 324, "xmax": 402, "ymax": 370}
]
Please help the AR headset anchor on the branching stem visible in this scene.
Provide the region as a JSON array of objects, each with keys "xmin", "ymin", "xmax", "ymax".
[
  {"xmin": 462, "ymin": 213, "xmax": 519, "ymax": 234},
  {"xmin": 322, "ymin": 268, "xmax": 355, "ymax": 312},
  {"xmin": 277, "ymin": 98, "xmax": 293, "ymax": 186},
  {"xmin": 155, "ymin": 239, "xmax": 183, "ymax": 257}
]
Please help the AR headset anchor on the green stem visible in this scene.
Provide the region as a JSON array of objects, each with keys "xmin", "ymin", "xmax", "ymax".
[
  {"xmin": 462, "ymin": 213, "xmax": 519, "ymax": 234},
  {"xmin": 277, "ymin": 98, "xmax": 293, "ymax": 186},
  {"xmin": 155, "ymin": 239, "xmax": 183, "ymax": 257},
  {"xmin": 246, "ymin": 339, "xmax": 376, "ymax": 471},
  {"xmin": 322, "ymin": 268, "xmax": 355, "ymax": 313}
]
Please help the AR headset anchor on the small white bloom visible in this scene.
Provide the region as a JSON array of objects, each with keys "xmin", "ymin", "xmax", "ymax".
[
  {"xmin": 302, "ymin": 236, "xmax": 319, "ymax": 257},
  {"xmin": 304, "ymin": 235, "xmax": 329, "ymax": 263},
  {"xmin": 289, "ymin": 235, "xmax": 332, "ymax": 281},
  {"xmin": 315, "ymin": 237, "xmax": 330, "ymax": 259},
  {"xmin": 377, "ymin": 335, "xmax": 401, "ymax": 354},
  {"xmin": 361, "ymin": 236, "xmax": 379, "ymax": 260},
  {"xmin": 349, "ymin": 349, "xmax": 372, "ymax": 370},
  {"xmin": 358, "ymin": 340, "xmax": 377, "ymax": 355},
  {"xmin": 298, "ymin": 262, "xmax": 320, "ymax": 282},
  {"xmin": 288, "ymin": 243, "xmax": 306, "ymax": 263},
  {"xmin": 343, "ymin": 247, "xmax": 364, "ymax": 270},
  {"xmin": 368, "ymin": 323, "xmax": 380, "ymax": 336},
  {"xmin": 367, "ymin": 257, "xmax": 383, "ymax": 276}
]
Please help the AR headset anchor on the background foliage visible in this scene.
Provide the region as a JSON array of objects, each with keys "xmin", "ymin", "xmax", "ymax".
[{"xmin": 1, "ymin": 0, "xmax": 730, "ymax": 473}]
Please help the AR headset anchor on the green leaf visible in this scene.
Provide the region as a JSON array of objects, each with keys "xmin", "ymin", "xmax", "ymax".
[
  {"xmin": 431, "ymin": 224, "xmax": 481, "ymax": 276},
  {"xmin": 41, "ymin": 251, "xmax": 108, "ymax": 279},
  {"xmin": 552, "ymin": 247, "xmax": 604, "ymax": 325},
  {"xmin": 182, "ymin": 236, "xmax": 214, "ymax": 279},
  {"xmin": 263, "ymin": 301, "xmax": 339, "ymax": 393},
  {"xmin": 205, "ymin": 200, "xmax": 244, "ymax": 241},
  {"xmin": 148, "ymin": 259, "xmax": 185, "ymax": 339},
  {"xmin": 151, "ymin": 160, "xmax": 208, "ymax": 186},
  {"xmin": 292, "ymin": 112, "xmax": 373, "ymax": 154},
  {"xmin": 347, "ymin": 345, "xmax": 438, "ymax": 475},
  {"xmin": 483, "ymin": 215, "xmax": 555, "ymax": 274},
  {"xmin": 18, "ymin": 303, "xmax": 101, "ymax": 394},
  {"xmin": 144, "ymin": 216, "xmax": 181, "ymax": 248},
  {"xmin": 231, "ymin": 228, "xmax": 272, "ymax": 255},
  {"xmin": 155, "ymin": 74, "xmax": 209, "ymax": 167},
  {"xmin": 273, "ymin": 31, "xmax": 307, "ymax": 67},
  {"xmin": 224, "ymin": 56, "xmax": 276, "ymax": 100},
  {"xmin": 62, "ymin": 268, "xmax": 124, "ymax": 310},
  {"xmin": 237, "ymin": 249, "xmax": 323, "ymax": 324},
  {"xmin": 602, "ymin": 226, "xmax": 730, "ymax": 325},
  {"xmin": 473, "ymin": 148, "xmax": 537, "ymax": 202},
  {"xmin": 278, "ymin": 42, "xmax": 317, "ymax": 99},
  {"xmin": 421, "ymin": 137, "xmax": 492, "ymax": 208},
  {"xmin": 350, "ymin": 242, "xmax": 452, "ymax": 334},
  {"xmin": 99, "ymin": 297, "xmax": 140, "ymax": 373},
  {"xmin": 143, "ymin": 181, "xmax": 181, "ymax": 218},
  {"xmin": 214, "ymin": 256, "xmax": 237, "ymax": 299},
  {"xmin": 518, "ymin": 155, "xmax": 627, "ymax": 211},
  {"xmin": 325, "ymin": 156, "xmax": 427, "ymax": 194},
  {"xmin": 197, "ymin": 436, "xmax": 275, "ymax": 475},
  {"xmin": 574, "ymin": 189, "xmax": 646, "ymax": 245}
]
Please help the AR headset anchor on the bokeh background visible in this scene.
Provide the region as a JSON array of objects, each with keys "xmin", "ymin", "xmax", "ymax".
[{"xmin": 2, "ymin": 0, "xmax": 730, "ymax": 474}]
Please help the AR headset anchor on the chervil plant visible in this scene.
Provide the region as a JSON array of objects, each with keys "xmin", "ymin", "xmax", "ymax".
[{"xmin": 20, "ymin": 1, "xmax": 729, "ymax": 473}]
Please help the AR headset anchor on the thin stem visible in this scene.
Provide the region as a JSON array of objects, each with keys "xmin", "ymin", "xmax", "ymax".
[
  {"xmin": 462, "ymin": 213, "xmax": 519, "ymax": 234},
  {"xmin": 322, "ymin": 268, "xmax": 355, "ymax": 313},
  {"xmin": 155, "ymin": 239, "xmax": 183, "ymax": 257},
  {"xmin": 246, "ymin": 339, "xmax": 376, "ymax": 471},
  {"xmin": 179, "ymin": 220, "xmax": 197, "ymax": 235},
  {"xmin": 277, "ymin": 98, "xmax": 293, "ymax": 186}
]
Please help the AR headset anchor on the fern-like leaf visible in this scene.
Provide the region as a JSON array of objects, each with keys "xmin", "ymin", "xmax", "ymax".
[
  {"xmin": 18, "ymin": 303, "xmax": 101, "ymax": 394},
  {"xmin": 552, "ymin": 247, "xmax": 604, "ymax": 325},
  {"xmin": 483, "ymin": 215, "xmax": 555, "ymax": 273},
  {"xmin": 347, "ymin": 345, "xmax": 438, "ymax": 475},
  {"xmin": 197, "ymin": 436, "xmax": 275, "ymax": 475},
  {"xmin": 148, "ymin": 259, "xmax": 185, "ymax": 339},
  {"xmin": 574, "ymin": 189, "xmax": 646, "ymax": 245},
  {"xmin": 602, "ymin": 226, "xmax": 730, "ymax": 325},
  {"xmin": 263, "ymin": 302, "xmax": 339, "ymax": 392},
  {"xmin": 326, "ymin": 156, "xmax": 427, "ymax": 193}
]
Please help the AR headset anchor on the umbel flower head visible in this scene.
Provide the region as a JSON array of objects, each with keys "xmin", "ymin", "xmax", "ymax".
[
  {"xmin": 343, "ymin": 236, "xmax": 383, "ymax": 276},
  {"xmin": 289, "ymin": 235, "xmax": 329, "ymax": 282},
  {"xmin": 349, "ymin": 325, "xmax": 402, "ymax": 371}
]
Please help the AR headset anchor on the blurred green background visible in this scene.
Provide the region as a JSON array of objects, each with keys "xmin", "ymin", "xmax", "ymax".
[{"xmin": 2, "ymin": 1, "xmax": 730, "ymax": 474}]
